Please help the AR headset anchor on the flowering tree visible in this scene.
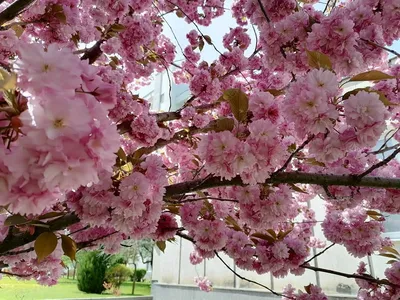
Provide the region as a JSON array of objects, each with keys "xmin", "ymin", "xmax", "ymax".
[{"xmin": 0, "ymin": 0, "xmax": 400, "ymax": 298}]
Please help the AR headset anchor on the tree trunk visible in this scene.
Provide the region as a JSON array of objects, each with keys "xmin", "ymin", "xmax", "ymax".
[
  {"xmin": 131, "ymin": 263, "xmax": 137, "ymax": 295},
  {"xmin": 73, "ymin": 264, "xmax": 76, "ymax": 280}
]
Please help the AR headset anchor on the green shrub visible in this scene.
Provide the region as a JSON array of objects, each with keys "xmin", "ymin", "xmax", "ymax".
[
  {"xmin": 130, "ymin": 268, "xmax": 147, "ymax": 282},
  {"xmin": 77, "ymin": 251, "xmax": 112, "ymax": 294},
  {"xmin": 105, "ymin": 264, "xmax": 132, "ymax": 288}
]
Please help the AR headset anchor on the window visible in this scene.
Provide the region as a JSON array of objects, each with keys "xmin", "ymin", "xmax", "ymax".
[
  {"xmin": 159, "ymin": 93, "xmax": 167, "ymax": 111},
  {"xmin": 374, "ymin": 136, "xmax": 400, "ymax": 239}
]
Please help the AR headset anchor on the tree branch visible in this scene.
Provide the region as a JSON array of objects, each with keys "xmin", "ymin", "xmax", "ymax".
[
  {"xmin": 165, "ymin": 172, "xmax": 400, "ymax": 197},
  {"xmin": 303, "ymin": 243, "xmax": 335, "ymax": 265},
  {"xmin": 358, "ymin": 147, "xmax": 400, "ymax": 178},
  {"xmin": 76, "ymin": 231, "xmax": 118, "ymax": 250},
  {"xmin": 274, "ymin": 135, "xmax": 314, "ymax": 174},
  {"xmin": 81, "ymin": 39, "xmax": 105, "ymax": 64},
  {"xmin": 166, "ymin": 196, "xmax": 238, "ymax": 204},
  {"xmin": 214, "ymin": 251, "xmax": 293, "ymax": 299},
  {"xmin": 0, "ymin": 213, "xmax": 79, "ymax": 254},
  {"xmin": 361, "ymin": 38, "xmax": 400, "ymax": 58},
  {"xmin": 302, "ymin": 265, "xmax": 399, "ymax": 288},
  {"xmin": 0, "ymin": 0, "xmax": 35, "ymax": 26},
  {"xmin": 256, "ymin": 0, "xmax": 270, "ymax": 23},
  {"xmin": 0, "ymin": 270, "xmax": 33, "ymax": 277}
]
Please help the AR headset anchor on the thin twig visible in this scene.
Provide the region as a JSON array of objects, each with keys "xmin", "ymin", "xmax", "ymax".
[
  {"xmin": 0, "ymin": 0, "xmax": 36, "ymax": 26},
  {"xmin": 166, "ymin": 196, "xmax": 239, "ymax": 204},
  {"xmin": 251, "ymin": 24, "xmax": 259, "ymax": 55},
  {"xmin": 322, "ymin": 185, "xmax": 336, "ymax": 199},
  {"xmin": 361, "ymin": 38, "xmax": 400, "ymax": 58},
  {"xmin": 256, "ymin": 0, "xmax": 270, "ymax": 23},
  {"xmin": 358, "ymin": 147, "xmax": 400, "ymax": 178},
  {"xmin": 165, "ymin": 0, "xmax": 226, "ymax": 57},
  {"xmin": 302, "ymin": 265, "xmax": 400, "ymax": 288},
  {"xmin": 76, "ymin": 231, "xmax": 118, "ymax": 250},
  {"xmin": 369, "ymin": 143, "xmax": 400, "ymax": 156},
  {"xmin": 274, "ymin": 135, "xmax": 314, "ymax": 174},
  {"xmin": 303, "ymin": 243, "xmax": 335, "ymax": 265},
  {"xmin": 0, "ymin": 270, "xmax": 33, "ymax": 277},
  {"xmin": 214, "ymin": 251, "xmax": 294, "ymax": 299},
  {"xmin": 67, "ymin": 225, "xmax": 90, "ymax": 236},
  {"xmin": 153, "ymin": 2, "xmax": 196, "ymax": 67}
]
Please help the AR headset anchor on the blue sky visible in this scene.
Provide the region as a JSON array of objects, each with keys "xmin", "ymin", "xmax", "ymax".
[{"xmin": 162, "ymin": 1, "xmax": 400, "ymax": 62}]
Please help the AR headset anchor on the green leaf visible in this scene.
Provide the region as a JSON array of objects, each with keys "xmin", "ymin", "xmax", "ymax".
[
  {"xmin": 156, "ymin": 241, "xmax": 166, "ymax": 253},
  {"xmin": 306, "ymin": 158, "xmax": 326, "ymax": 167},
  {"xmin": 225, "ymin": 216, "xmax": 242, "ymax": 232},
  {"xmin": 266, "ymin": 89, "xmax": 285, "ymax": 97},
  {"xmin": 10, "ymin": 24, "xmax": 24, "ymax": 38},
  {"xmin": 349, "ymin": 70, "xmax": 395, "ymax": 82},
  {"xmin": 204, "ymin": 35, "xmax": 212, "ymax": 45},
  {"xmin": 0, "ymin": 68, "xmax": 17, "ymax": 91},
  {"xmin": 47, "ymin": 4, "xmax": 67, "ymax": 24},
  {"xmin": 342, "ymin": 88, "xmax": 397, "ymax": 106},
  {"xmin": 342, "ymin": 87, "xmax": 371, "ymax": 101},
  {"xmin": 222, "ymin": 88, "xmax": 249, "ymax": 122},
  {"xmin": 251, "ymin": 232, "xmax": 275, "ymax": 243},
  {"xmin": 379, "ymin": 253, "xmax": 398, "ymax": 259},
  {"xmin": 176, "ymin": 10, "xmax": 184, "ymax": 18},
  {"xmin": 165, "ymin": 204, "xmax": 181, "ymax": 215},
  {"xmin": 61, "ymin": 234, "xmax": 77, "ymax": 261},
  {"xmin": 277, "ymin": 229, "xmax": 292, "ymax": 240},
  {"xmin": 4, "ymin": 214, "xmax": 29, "ymax": 226},
  {"xmin": 381, "ymin": 246, "xmax": 400, "ymax": 256},
  {"xmin": 110, "ymin": 24, "xmax": 126, "ymax": 32},
  {"xmin": 366, "ymin": 210, "xmax": 383, "ymax": 216},
  {"xmin": 199, "ymin": 38, "xmax": 205, "ymax": 51},
  {"xmin": 34, "ymin": 232, "xmax": 58, "ymax": 262},
  {"xmin": 304, "ymin": 284, "xmax": 312, "ymax": 294},
  {"xmin": 121, "ymin": 162, "xmax": 133, "ymax": 173},
  {"xmin": 116, "ymin": 147, "xmax": 127, "ymax": 161},
  {"xmin": 38, "ymin": 212, "xmax": 65, "ymax": 220},
  {"xmin": 71, "ymin": 33, "xmax": 80, "ymax": 47},
  {"xmin": 372, "ymin": 90, "xmax": 398, "ymax": 106},
  {"xmin": 210, "ymin": 118, "xmax": 235, "ymax": 132},
  {"xmin": 387, "ymin": 260, "xmax": 398, "ymax": 264},
  {"xmin": 306, "ymin": 50, "xmax": 332, "ymax": 70},
  {"xmin": 289, "ymin": 183, "xmax": 309, "ymax": 194},
  {"xmin": 267, "ymin": 229, "xmax": 277, "ymax": 239}
]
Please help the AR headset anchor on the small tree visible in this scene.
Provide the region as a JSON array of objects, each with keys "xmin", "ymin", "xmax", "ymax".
[
  {"xmin": 134, "ymin": 269, "xmax": 147, "ymax": 282},
  {"xmin": 105, "ymin": 264, "xmax": 132, "ymax": 289},
  {"xmin": 77, "ymin": 251, "xmax": 112, "ymax": 294}
]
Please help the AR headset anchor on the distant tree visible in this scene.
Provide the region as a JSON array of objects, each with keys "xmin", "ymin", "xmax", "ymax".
[{"xmin": 77, "ymin": 251, "xmax": 113, "ymax": 294}]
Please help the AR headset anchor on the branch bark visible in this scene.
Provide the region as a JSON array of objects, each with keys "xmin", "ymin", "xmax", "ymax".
[
  {"xmin": 302, "ymin": 265, "xmax": 399, "ymax": 288},
  {"xmin": 80, "ymin": 39, "xmax": 105, "ymax": 64},
  {"xmin": 358, "ymin": 147, "xmax": 400, "ymax": 178},
  {"xmin": 165, "ymin": 172, "xmax": 400, "ymax": 197},
  {"xmin": 214, "ymin": 251, "xmax": 293, "ymax": 299},
  {"xmin": 0, "ymin": 0, "xmax": 35, "ymax": 25},
  {"xmin": 0, "ymin": 213, "xmax": 79, "ymax": 254}
]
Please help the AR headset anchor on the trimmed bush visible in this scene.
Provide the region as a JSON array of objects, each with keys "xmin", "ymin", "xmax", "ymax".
[
  {"xmin": 77, "ymin": 251, "xmax": 111, "ymax": 294},
  {"xmin": 131, "ymin": 268, "xmax": 147, "ymax": 282},
  {"xmin": 105, "ymin": 264, "xmax": 132, "ymax": 288}
]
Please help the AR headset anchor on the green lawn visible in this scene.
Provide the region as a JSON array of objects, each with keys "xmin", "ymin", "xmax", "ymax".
[{"xmin": 0, "ymin": 277, "xmax": 151, "ymax": 300}]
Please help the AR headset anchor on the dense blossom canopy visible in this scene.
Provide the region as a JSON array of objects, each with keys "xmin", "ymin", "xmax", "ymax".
[{"xmin": 0, "ymin": 0, "xmax": 400, "ymax": 298}]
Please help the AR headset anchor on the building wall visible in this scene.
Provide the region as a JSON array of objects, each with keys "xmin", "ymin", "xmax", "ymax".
[{"xmin": 149, "ymin": 78, "xmax": 400, "ymax": 298}]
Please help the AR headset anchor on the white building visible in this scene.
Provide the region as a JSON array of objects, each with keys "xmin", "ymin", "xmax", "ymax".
[{"xmin": 141, "ymin": 70, "xmax": 400, "ymax": 300}]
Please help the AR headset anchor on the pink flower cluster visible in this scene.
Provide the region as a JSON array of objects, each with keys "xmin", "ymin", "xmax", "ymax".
[
  {"xmin": 322, "ymin": 206, "xmax": 388, "ymax": 257},
  {"xmin": 283, "ymin": 69, "xmax": 339, "ymax": 139},
  {"xmin": 283, "ymin": 284, "xmax": 328, "ymax": 300},
  {"xmin": 195, "ymin": 276, "xmax": 213, "ymax": 292},
  {"xmin": 0, "ymin": 43, "xmax": 119, "ymax": 215}
]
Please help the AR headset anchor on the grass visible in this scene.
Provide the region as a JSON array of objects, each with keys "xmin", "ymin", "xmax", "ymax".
[{"xmin": 0, "ymin": 277, "xmax": 151, "ymax": 300}]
